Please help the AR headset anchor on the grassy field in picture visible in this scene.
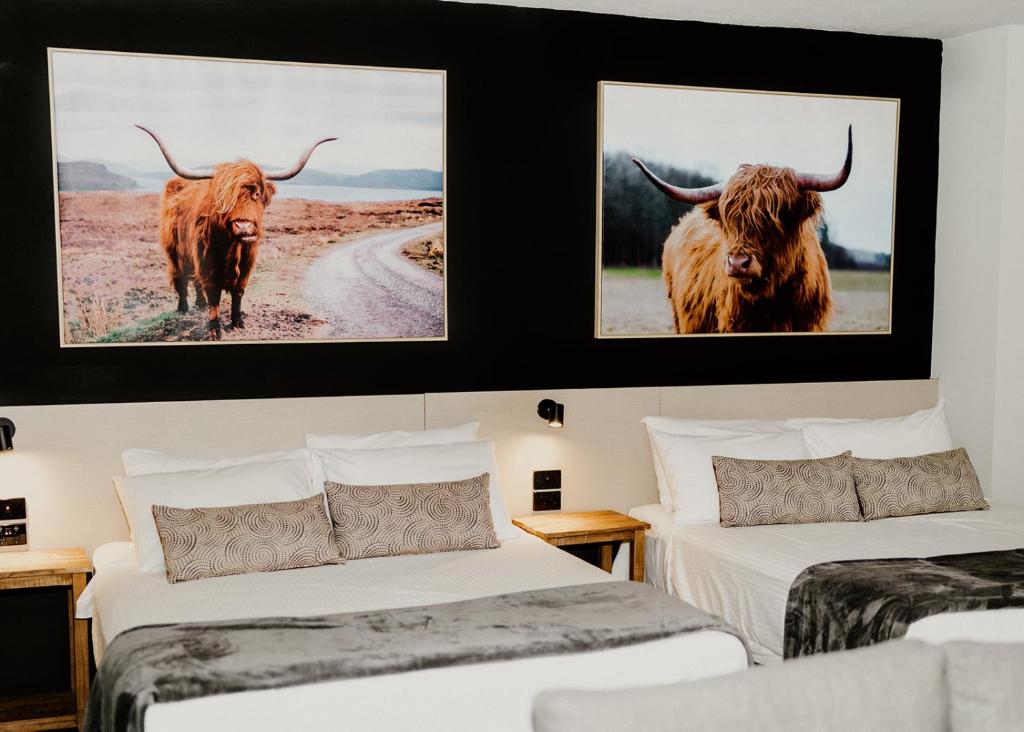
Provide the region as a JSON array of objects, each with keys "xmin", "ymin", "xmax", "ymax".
[
  {"xmin": 603, "ymin": 267, "xmax": 664, "ymax": 280},
  {"xmin": 829, "ymin": 269, "xmax": 891, "ymax": 293},
  {"xmin": 600, "ymin": 266, "xmax": 890, "ymax": 335}
]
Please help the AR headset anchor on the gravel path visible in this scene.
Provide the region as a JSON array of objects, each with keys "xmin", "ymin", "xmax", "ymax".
[{"xmin": 304, "ymin": 222, "xmax": 444, "ymax": 339}]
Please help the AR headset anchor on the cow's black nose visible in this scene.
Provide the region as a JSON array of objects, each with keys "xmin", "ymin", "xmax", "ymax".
[{"xmin": 727, "ymin": 254, "xmax": 752, "ymax": 272}]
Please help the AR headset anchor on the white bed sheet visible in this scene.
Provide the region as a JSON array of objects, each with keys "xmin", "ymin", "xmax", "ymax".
[
  {"xmin": 80, "ymin": 530, "xmax": 748, "ymax": 731},
  {"xmin": 633, "ymin": 503, "xmax": 1024, "ymax": 664},
  {"xmin": 611, "ymin": 504, "xmax": 677, "ymax": 593}
]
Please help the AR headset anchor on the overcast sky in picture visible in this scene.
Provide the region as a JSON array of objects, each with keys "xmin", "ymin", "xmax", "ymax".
[
  {"xmin": 603, "ymin": 83, "xmax": 898, "ymax": 254},
  {"xmin": 50, "ymin": 49, "xmax": 444, "ymax": 178}
]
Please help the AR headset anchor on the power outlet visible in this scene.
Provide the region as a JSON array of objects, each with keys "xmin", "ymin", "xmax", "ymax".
[
  {"xmin": 0, "ymin": 497, "xmax": 28, "ymax": 551},
  {"xmin": 533, "ymin": 490, "xmax": 561, "ymax": 512},
  {"xmin": 533, "ymin": 470, "xmax": 561, "ymax": 491},
  {"xmin": 0, "ymin": 522, "xmax": 27, "ymax": 547}
]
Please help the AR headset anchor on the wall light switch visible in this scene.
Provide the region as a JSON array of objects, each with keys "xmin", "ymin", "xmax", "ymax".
[
  {"xmin": 0, "ymin": 498, "xmax": 26, "ymax": 521},
  {"xmin": 533, "ymin": 470, "xmax": 561, "ymax": 491}
]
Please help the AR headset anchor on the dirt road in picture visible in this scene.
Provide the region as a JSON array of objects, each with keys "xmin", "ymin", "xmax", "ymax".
[
  {"xmin": 599, "ymin": 268, "xmax": 890, "ymax": 335},
  {"xmin": 305, "ymin": 222, "xmax": 444, "ymax": 339}
]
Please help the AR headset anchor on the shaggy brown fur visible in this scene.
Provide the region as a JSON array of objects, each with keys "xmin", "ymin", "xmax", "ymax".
[
  {"xmin": 159, "ymin": 160, "xmax": 276, "ymax": 338},
  {"xmin": 662, "ymin": 165, "xmax": 832, "ymax": 334}
]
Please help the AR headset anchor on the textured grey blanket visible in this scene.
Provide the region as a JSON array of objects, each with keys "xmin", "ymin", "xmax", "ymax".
[
  {"xmin": 784, "ymin": 548, "xmax": 1024, "ymax": 658},
  {"xmin": 86, "ymin": 580, "xmax": 746, "ymax": 732}
]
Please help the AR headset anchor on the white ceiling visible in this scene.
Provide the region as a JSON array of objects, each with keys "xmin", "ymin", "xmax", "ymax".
[{"xmin": 446, "ymin": 0, "xmax": 1024, "ymax": 39}]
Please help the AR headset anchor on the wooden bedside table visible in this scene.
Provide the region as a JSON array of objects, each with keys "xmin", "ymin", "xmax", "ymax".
[
  {"xmin": 512, "ymin": 510, "xmax": 651, "ymax": 582},
  {"xmin": 0, "ymin": 548, "xmax": 91, "ymax": 731}
]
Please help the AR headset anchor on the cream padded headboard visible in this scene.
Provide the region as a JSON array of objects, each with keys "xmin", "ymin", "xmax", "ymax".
[{"xmin": 0, "ymin": 379, "xmax": 938, "ymax": 553}]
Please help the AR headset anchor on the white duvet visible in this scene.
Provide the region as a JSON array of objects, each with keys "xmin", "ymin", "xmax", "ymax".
[
  {"xmin": 628, "ymin": 503, "xmax": 1024, "ymax": 664},
  {"xmin": 79, "ymin": 530, "xmax": 747, "ymax": 732}
]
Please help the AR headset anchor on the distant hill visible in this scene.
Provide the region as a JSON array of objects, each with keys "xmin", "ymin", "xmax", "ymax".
[
  {"xmin": 340, "ymin": 168, "xmax": 442, "ymax": 191},
  {"xmin": 280, "ymin": 167, "xmax": 441, "ymax": 191},
  {"xmin": 278, "ymin": 165, "xmax": 442, "ymax": 189},
  {"xmin": 285, "ymin": 168, "xmax": 350, "ymax": 186},
  {"xmin": 58, "ymin": 158, "xmax": 442, "ymax": 193},
  {"xmin": 78, "ymin": 159, "xmax": 167, "ymax": 179},
  {"xmin": 57, "ymin": 161, "xmax": 139, "ymax": 192}
]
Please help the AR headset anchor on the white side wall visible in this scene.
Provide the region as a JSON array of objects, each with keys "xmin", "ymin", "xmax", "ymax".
[
  {"xmin": 933, "ymin": 26, "xmax": 1024, "ymax": 503},
  {"xmin": 990, "ymin": 27, "xmax": 1024, "ymax": 503}
]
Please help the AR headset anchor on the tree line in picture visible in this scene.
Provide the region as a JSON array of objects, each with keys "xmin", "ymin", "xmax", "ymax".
[{"xmin": 601, "ymin": 151, "xmax": 890, "ymax": 272}]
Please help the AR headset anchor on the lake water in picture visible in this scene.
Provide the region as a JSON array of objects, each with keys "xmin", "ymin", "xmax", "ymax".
[{"xmin": 133, "ymin": 175, "xmax": 441, "ymax": 203}]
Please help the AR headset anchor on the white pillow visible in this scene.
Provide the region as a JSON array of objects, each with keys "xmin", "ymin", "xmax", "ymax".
[
  {"xmin": 649, "ymin": 429, "xmax": 809, "ymax": 523},
  {"xmin": 643, "ymin": 416, "xmax": 789, "ymax": 512},
  {"xmin": 305, "ymin": 422, "xmax": 479, "ymax": 449},
  {"xmin": 114, "ymin": 459, "xmax": 316, "ymax": 573},
  {"xmin": 121, "ymin": 448, "xmax": 309, "ymax": 476},
  {"xmin": 310, "ymin": 440, "xmax": 516, "ymax": 541},
  {"xmin": 800, "ymin": 401, "xmax": 953, "ymax": 459},
  {"xmin": 783, "ymin": 416, "xmax": 860, "ymax": 429}
]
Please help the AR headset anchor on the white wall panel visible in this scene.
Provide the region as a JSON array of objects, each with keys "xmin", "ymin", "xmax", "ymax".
[
  {"xmin": 0, "ymin": 380, "xmax": 938, "ymax": 553},
  {"xmin": 0, "ymin": 394, "xmax": 424, "ymax": 553},
  {"xmin": 660, "ymin": 380, "xmax": 939, "ymax": 420},
  {"xmin": 426, "ymin": 388, "xmax": 661, "ymax": 518}
]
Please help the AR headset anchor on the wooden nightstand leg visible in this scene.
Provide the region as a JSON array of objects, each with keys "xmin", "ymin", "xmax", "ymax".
[
  {"xmin": 599, "ymin": 543, "xmax": 614, "ymax": 573},
  {"xmin": 630, "ymin": 529, "xmax": 645, "ymax": 583},
  {"xmin": 71, "ymin": 572, "xmax": 90, "ymax": 730}
]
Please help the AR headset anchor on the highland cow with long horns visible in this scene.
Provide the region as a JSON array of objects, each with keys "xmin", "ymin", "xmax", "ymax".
[
  {"xmin": 136, "ymin": 125, "xmax": 336, "ymax": 339},
  {"xmin": 632, "ymin": 126, "xmax": 853, "ymax": 334}
]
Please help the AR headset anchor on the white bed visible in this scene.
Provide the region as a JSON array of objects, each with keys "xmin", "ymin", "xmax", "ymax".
[
  {"xmin": 78, "ymin": 529, "xmax": 748, "ymax": 732},
  {"xmin": 626, "ymin": 502, "xmax": 1024, "ymax": 664}
]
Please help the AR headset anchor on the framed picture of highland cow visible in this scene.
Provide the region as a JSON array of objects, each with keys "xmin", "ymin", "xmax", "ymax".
[
  {"xmin": 596, "ymin": 81, "xmax": 899, "ymax": 338},
  {"xmin": 48, "ymin": 48, "xmax": 446, "ymax": 346}
]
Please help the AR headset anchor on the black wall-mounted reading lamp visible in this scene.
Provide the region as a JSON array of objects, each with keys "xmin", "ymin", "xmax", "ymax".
[
  {"xmin": 0, "ymin": 418, "xmax": 14, "ymax": 451},
  {"xmin": 537, "ymin": 400, "xmax": 564, "ymax": 429}
]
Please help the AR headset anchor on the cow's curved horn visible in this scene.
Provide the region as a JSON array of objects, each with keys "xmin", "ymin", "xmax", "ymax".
[
  {"xmin": 796, "ymin": 125, "xmax": 853, "ymax": 192},
  {"xmin": 631, "ymin": 158, "xmax": 724, "ymax": 204},
  {"xmin": 135, "ymin": 124, "xmax": 212, "ymax": 180},
  {"xmin": 264, "ymin": 137, "xmax": 338, "ymax": 181}
]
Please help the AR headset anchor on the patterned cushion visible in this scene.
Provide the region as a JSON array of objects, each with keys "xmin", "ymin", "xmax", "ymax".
[
  {"xmin": 712, "ymin": 451, "xmax": 862, "ymax": 528},
  {"xmin": 324, "ymin": 473, "xmax": 500, "ymax": 560},
  {"xmin": 852, "ymin": 448, "xmax": 989, "ymax": 521},
  {"xmin": 152, "ymin": 495, "xmax": 343, "ymax": 584}
]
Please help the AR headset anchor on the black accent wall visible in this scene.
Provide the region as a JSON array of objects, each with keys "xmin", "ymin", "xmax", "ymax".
[{"xmin": 0, "ymin": 0, "xmax": 941, "ymax": 406}]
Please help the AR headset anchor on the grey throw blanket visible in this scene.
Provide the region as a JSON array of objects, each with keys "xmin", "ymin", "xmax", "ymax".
[
  {"xmin": 86, "ymin": 581, "xmax": 747, "ymax": 732},
  {"xmin": 784, "ymin": 548, "xmax": 1024, "ymax": 658}
]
